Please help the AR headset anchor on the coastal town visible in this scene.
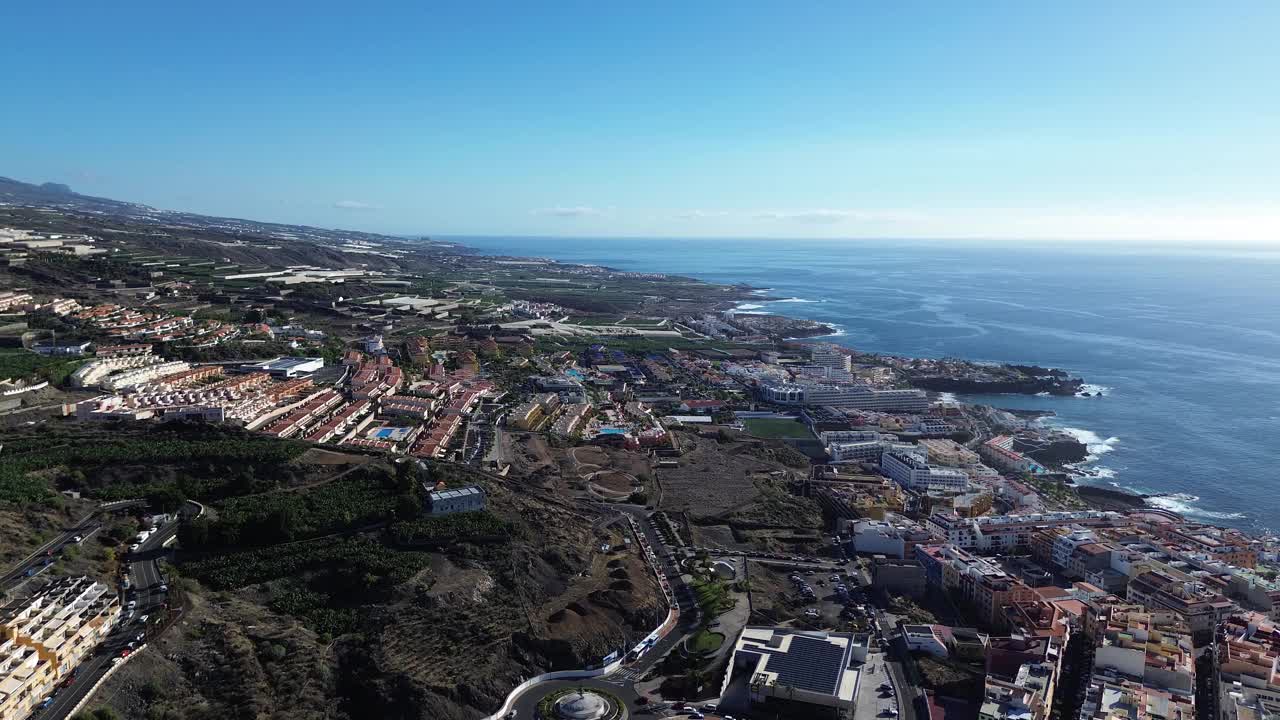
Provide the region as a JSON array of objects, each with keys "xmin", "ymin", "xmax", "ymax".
[{"xmin": 1, "ymin": 182, "xmax": 1279, "ymax": 720}]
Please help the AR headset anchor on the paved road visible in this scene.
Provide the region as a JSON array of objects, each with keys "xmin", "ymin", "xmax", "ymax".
[
  {"xmin": 39, "ymin": 519, "xmax": 178, "ymax": 720},
  {"xmin": 852, "ymin": 563, "xmax": 919, "ymax": 720},
  {"xmin": 1, "ymin": 500, "xmax": 151, "ymax": 595},
  {"xmin": 1, "ymin": 518, "xmax": 100, "ymax": 593}
]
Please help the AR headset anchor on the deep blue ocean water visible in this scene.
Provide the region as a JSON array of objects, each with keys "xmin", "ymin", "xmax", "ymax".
[{"xmin": 450, "ymin": 236, "xmax": 1280, "ymax": 531}]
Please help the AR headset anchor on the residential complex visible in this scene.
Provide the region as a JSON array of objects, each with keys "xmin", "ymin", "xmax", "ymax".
[{"xmin": 0, "ymin": 578, "xmax": 120, "ymax": 720}]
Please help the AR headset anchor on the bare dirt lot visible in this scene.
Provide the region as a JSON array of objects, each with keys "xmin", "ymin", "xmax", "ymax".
[{"xmin": 656, "ymin": 432, "xmax": 802, "ymax": 518}]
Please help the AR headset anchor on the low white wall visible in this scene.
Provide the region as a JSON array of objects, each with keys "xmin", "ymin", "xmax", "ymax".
[
  {"xmin": 67, "ymin": 645, "xmax": 146, "ymax": 718},
  {"xmin": 480, "ymin": 658, "xmax": 624, "ymax": 720}
]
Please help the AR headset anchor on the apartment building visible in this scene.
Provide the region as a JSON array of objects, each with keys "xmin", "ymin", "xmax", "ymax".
[
  {"xmin": 916, "ymin": 544, "xmax": 1038, "ymax": 630},
  {"xmin": 552, "ymin": 403, "xmax": 591, "ymax": 437},
  {"xmin": 0, "ymin": 292, "xmax": 34, "ymax": 312},
  {"xmin": 1030, "ymin": 527, "xmax": 1115, "ymax": 580},
  {"xmin": 808, "ymin": 345, "xmax": 852, "ymax": 372},
  {"xmin": 927, "ymin": 511, "xmax": 1121, "ymax": 552},
  {"xmin": 101, "ymin": 360, "xmax": 191, "ymax": 392},
  {"xmin": 1126, "ymin": 569, "xmax": 1236, "ymax": 634},
  {"xmin": 881, "ymin": 451, "xmax": 970, "ymax": 493},
  {"xmin": 1218, "ymin": 612, "xmax": 1280, "ymax": 720},
  {"xmin": 379, "ymin": 395, "xmax": 436, "ymax": 421},
  {"xmin": 981, "ymin": 635, "xmax": 1063, "ymax": 720},
  {"xmin": 1150, "ymin": 523, "xmax": 1260, "ymax": 569},
  {"xmin": 760, "ymin": 381, "xmax": 929, "ymax": 413},
  {"xmin": 0, "ymin": 578, "xmax": 120, "ymax": 720},
  {"xmin": 849, "ymin": 519, "xmax": 932, "ymax": 559},
  {"xmin": 1078, "ymin": 675, "xmax": 1194, "ymax": 720},
  {"xmin": 94, "ymin": 343, "xmax": 152, "ymax": 358},
  {"xmin": 1092, "ymin": 605, "xmax": 1195, "ymax": 695},
  {"xmin": 981, "ymin": 436, "xmax": 1045, "ymax": 475},
  {"xmin": 920, "ymin": 438, "xmax": 981, "ymax": 467}
]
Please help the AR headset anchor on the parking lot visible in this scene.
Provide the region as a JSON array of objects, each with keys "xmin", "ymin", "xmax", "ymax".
[{"xmin": 750, "ymin": 560, "xmax": 880, "ymax": 631}]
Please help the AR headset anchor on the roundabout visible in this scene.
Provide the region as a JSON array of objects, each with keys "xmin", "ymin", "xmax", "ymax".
[{"xmin": 534, "ymin": 686, "xmax": 629, "ymax": 720}]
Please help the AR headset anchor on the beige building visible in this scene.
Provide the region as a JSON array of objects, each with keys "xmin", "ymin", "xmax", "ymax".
[
  {"xmin": 0, "ymin": 577, "xmax": 120, "ymax": 720},
  {"xmin": 920, "ymin": 438, "xmax": 981, "ymax": 467}
]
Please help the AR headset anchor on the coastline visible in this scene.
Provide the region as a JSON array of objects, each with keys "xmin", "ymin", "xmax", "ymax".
[{"xmin": 445, "ymin": 236, "xmax": 1265, "ymax": 528}]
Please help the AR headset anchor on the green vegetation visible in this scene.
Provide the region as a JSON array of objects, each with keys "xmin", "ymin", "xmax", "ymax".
[
  {"xmin": 914, "ymin": 653, "xmax": 985, "ymax": 702},
  {"xmin": 688, "ymin": 576, "xmax": 735, "ymax": 617},
  {"xmin": 890, "ymin": 597, "xmax": 939, "ymax": 625},
  {"xmin": 1024, "ymin": 472, "xmax": 1088, "ymax": 510},
  {"xmin": 0, "ymin": 426, "xmax": 308, "ymax": 506},
  {"xmin": 741, "ymin": 418, "xmax": 813, "ymax": 439},
  {"xmin": 689, "ymin": 629, "xmax": 725, "ymax": 653},
  {"xmin": 389, "ymin": 511, "xmax": 511, "ymax": 545},
  {"xmin": 0, "ymin": 348, "xmax": 86, "ymax": 387},
  {"xmin": 185, "ymin": 470, "xmax": 401, "ymax": 548},
  {"xmin": 183, "ymin": 536, "xmax": 431, "ymax": 635}
]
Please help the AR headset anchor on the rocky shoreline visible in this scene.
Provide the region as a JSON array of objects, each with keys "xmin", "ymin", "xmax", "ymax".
[
  {"xmin": 1075, "ymin": 484, "xmax": 1150, "ymax": 512},
  {"xmin": 909, "ymin": 375, "xmax": 1084, "ymax": 396}
]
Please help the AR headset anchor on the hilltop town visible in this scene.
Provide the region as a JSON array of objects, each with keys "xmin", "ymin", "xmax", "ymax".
[{"xmin": 1, "ymin": 180, "xmax": 1276, "ymax": 720}]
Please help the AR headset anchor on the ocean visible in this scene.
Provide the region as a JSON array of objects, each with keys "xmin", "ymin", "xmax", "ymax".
[{"xmin": 451, "ymin": 236, "xmax": 1280, "ymax": 531}]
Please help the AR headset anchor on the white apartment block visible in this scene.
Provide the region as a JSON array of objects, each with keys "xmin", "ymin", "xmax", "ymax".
[
  {"xmin": 881, "ymin": 451, "xmax": 970, "ymax": 493},
  {"xmin": 762, "ymin": 382, "xmax": 929, "ymax": 413}
]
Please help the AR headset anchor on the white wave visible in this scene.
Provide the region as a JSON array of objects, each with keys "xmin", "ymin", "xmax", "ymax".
[
  {"xmin": 1035, "ymin": 391, "xmax": 1050, "ymax": 396},
  {"xmin": 773, "ymin": 297, "xmax": 821, "ymax": 303},
  {"xmin": 1148, "ymin": 493, "xmax": 1246, "ymax": 521},
  {"xmin": 1089, "ymin": 466, "xmax": 1118, "ymax": 480},
  {"xmin": 732, "ymin": 303, "xmax": 765, "ymax": 311},
  {"xmin": 750, "ymin": 288, "xmax": 772, "ymax": 295},
  {"xmin": 1077, "ymin": 383, "xmax": 1110, "ymax": 397},
  {"xmin": 1058, "ymin": 426, "xmax": 1120, "ymax": 458}
]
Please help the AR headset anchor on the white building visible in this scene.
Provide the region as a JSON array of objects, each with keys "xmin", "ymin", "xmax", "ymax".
[
  {"xmin": 761, "ymin": 382, "xmax": 929, "ymax": 413},
  {"xmin": 927, "ymin": 510, "xmax": 1121, "ymax": 552},
  {"xmin": 881, "ymin": 451, "xmax": 970, "ymax": 493},
  {"xmin": 809, "ymin": 345, "xmax": 852, "ymax": 372},
  {"xmin": 0, "ymin": 577, "xmax": 121, "ymax": 720},
  {"xmin": 426, "ymin": 485, "xmax": 486, "ymax": 516},
  {"xmin": 849, "ymin": 520, "xmax": 922, "ymax": 558}
]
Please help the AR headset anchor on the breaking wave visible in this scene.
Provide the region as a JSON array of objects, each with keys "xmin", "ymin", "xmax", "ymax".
[{"xmin": 1148, "ymin": 493, "xmax": 1246, "ymax": 521}]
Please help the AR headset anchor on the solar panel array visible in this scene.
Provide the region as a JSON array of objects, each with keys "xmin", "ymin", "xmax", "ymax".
[{"xmin": 749, "ymin": 634, "xmax": 846, "ymax": 695}]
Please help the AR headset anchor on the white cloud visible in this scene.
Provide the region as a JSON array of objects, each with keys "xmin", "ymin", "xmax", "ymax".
[
  {"xmin": 750, "ymin": 209, "xmax": 922, "ymax": 224},
  {"xmin": 675, "ymin": 209, "xmax": 730, "ymax": 220},
  {"xmin": 532, "ymin": 205, "xmax": 606, "ymax": 218},
  {"xmin": 333, "ymin": 200, "xmax": 380, "ymax": 210}
]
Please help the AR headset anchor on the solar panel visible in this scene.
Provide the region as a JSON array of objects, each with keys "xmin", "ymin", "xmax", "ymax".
[{"xmin": 751, "ymin": 635, "xmax": 846, "ymax": 695}]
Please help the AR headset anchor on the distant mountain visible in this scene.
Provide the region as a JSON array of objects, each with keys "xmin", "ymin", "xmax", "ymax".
[
  {"xmin": 0, "ymin": 175, "xmax": 151, "ymax": 214},
  {"xmin": 0, "ymin": 173, "xmax": 455, "ymax": 271}
]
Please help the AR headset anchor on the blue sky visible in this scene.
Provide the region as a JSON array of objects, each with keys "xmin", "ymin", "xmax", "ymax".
[{"xmin": 3, "ymin": 2, "xmax": 1278, "ymax": 242}]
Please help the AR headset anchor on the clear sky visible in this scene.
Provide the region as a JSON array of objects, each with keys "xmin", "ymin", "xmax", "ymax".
[{"xmin": 3, "ymin": 2, "xmax": 1278, "ymax": 243}]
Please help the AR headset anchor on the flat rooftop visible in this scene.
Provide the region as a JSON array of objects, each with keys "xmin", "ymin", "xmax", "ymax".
[{"xmin": 732, "ymin": 627, "xmax": 865, "ymax": 705}]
